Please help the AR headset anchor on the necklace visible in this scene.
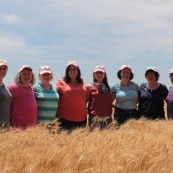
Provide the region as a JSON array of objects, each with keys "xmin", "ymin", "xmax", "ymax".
[
  {"xmin": 27, "ymin": 87, "xmax": 31, "ymax": 94},
  {"xmin": 147, "ymin": 82, "xmax": 159, "ymax": 90},
  {"xmin": 120, "ymin": 81, "xmax": 130, "ymax": 87},
  {"xmin": 24, "ymin": 86, "xmax": 31, "ymax": 94},
  {"xmin": 20, "ymin": 83, "xmax": 32, "ymax": 94}
]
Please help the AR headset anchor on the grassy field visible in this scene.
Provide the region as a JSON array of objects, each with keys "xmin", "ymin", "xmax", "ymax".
[{"xmin": 0, "ymin": 118, "xmax": 173, "ymax": 173}]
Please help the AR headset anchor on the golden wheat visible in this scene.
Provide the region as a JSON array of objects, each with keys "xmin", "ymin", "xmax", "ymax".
[{"xmin": 0, "ymin": 118, "xmax": 173, "ymax": 173}]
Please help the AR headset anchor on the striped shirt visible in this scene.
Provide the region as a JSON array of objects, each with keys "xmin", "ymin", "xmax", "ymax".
[
  {"xmin": 7, "ymin": 83, "xmax": 37, "ymax": 128},
  {"xmin": 33, "ymin": 82, "xmax": 59, "ymax": 123}
]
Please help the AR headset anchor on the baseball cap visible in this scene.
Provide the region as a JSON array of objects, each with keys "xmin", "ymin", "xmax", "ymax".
[
  {"xmin": 67, "ymin": 61, "xmax": 78, "ymax": 67},
  {"xmin": 120, "ymin": 64, "xmax": 131, "ymax": 70},
  {"xmin": 39, "ymin": 66, "xmax": 52, "ymax": 75},
  {"xmin": 0, "ymin": 59, "xmax": 8, "ymax": 67},
  {"xmin": 94, "ymin": 65, "xmax": 106, "ymax": 73},
  {"xmin": 146, "ymin": 66, "xmax": 157, "ymax": 72},
  {"xmin": 169, "ymin": 69, "xmax": 173, "ymax": 74},
  {"xmin": 19, "ymin": 65, "xmax": 32, "ymax": 72}
]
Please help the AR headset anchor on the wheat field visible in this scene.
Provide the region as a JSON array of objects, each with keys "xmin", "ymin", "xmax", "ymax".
[{"xmin": 0, "ymin": 118, "xmax": 173, "ymax": 173}]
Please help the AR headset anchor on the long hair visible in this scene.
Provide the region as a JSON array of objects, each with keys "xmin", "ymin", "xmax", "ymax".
[
  {"xmin": 63, "ymin": 66, "xmax": 83, "ymax": 84},
  {"xmin": 93, "ymin": 73, "xmax": 110, "ymax": 92},
  {"xmin": 14, "ymin": 72, "xmax": 36, "ymax": 86}
]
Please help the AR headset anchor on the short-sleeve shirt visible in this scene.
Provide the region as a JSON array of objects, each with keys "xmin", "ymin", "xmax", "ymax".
[
  {"xmin": 55, "ymin": 79, "xmax": 87, "ymax": 122},
  {"xmin": 33, "ymin": 82, "xmax": 59, "ymax": 123},
  {"xmin": 166, "ymin": 85, "xmax": 173, "ymax": 119},
  {"xmin": 88, "ymin": 83, "xmax": 112, "ymax": 116},
  {"xmin": 8, "ymin": 83, "xmax": 37, "ymax": 127},
  {"xmin": 138, "ymin": 83, "xmax": 168, "ymax": 119},
  {"xmin": 0, "ymin": 84, "xmax": 12, "ymax": 127},
  {"xmin": 112, "ymin": 82, "xmax": 140, "ymax": 110}
]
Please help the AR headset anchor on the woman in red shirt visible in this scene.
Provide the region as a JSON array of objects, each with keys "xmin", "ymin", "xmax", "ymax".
[
  {"xmin": 86, "ymin": 65, "xmax": 113, "ymax": 130},
  {"xmin": 55, "ymin": 61, "xmax": 87, "ymax": 132}
]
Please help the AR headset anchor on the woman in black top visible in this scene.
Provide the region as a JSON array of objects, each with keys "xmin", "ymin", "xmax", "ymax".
[{"xmin": 138, "ymin": 66, "xmax": 168, "ymax": 119}]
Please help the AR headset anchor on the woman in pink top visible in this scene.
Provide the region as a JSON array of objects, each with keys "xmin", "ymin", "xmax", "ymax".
[
  {"xmin": 8, "ymin": 65, "xmax": 37, "ymax": 129},
  {"xmin": 55, "ymin": 61, "xmax": 87, "ymax": 131},
  {"xmin": 86, "ymin": 65, "xmax": 113, "ymax": 130}
]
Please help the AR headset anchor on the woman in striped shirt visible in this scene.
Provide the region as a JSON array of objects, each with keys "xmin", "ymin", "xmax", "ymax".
[
  {"xmin": 33, "ymin": 66, "xmax": 59, "ymax": 123},
  {"xmin": 8, "ymin": 65, "xmax": 37, "ymax": 129}
]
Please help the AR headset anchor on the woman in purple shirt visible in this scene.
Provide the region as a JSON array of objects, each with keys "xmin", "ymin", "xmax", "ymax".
[{"xmin": 166, "ymin": 69, "xmax": 173, "ymax": 119}]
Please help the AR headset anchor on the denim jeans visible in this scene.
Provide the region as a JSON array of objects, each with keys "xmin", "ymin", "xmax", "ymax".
[{"xmin": 114, "ymin": 108, "xmax": 139, "ymax": 125}]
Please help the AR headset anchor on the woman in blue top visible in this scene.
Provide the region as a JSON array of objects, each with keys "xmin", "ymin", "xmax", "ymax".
[
  {"xmin": 138, "ymin": 66, "xmax": 168, "ymax": 119},
  {"xmin": 33, "ymin": 66, "xmax": 59, "ymax": 123},
  {"xmin": 112, "ymin": 64, "xmax": 140, "ymax": 125}
]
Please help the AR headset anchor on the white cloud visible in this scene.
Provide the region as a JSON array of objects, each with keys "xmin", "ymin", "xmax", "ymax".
[
  {"xmin": 1, "ymin": 0, "xmax": 173, "ymax": 86},
  {"xmin": 0, "ymin": 36, "xmax": 27, "ymax": 50},
  {"xmin": 0, "ymin": 36, "xmax": 42, "ymax": 61},
  {"xmin": 1, "ymin": 0, "xmax": 173, "ymax": 62},
  {"xmin": 0, "ymin": 14, "xmax": 19, "ymax": 24}
]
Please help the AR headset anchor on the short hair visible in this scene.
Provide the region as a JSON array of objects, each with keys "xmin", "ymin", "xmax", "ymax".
[
  {"xmin": 63, "ymin": 65, "xmax": 83, "ymax": 84},
  {"xmin": 38, "ymin": 73, "xmax": 54, "ymax": 81},
  {"xmin": 117, "ymin": 70, "xmax": 134, "ymax": 80},
  {"xmin": 14, "ymin": 71, "xmax": 36, "ymax": 86},
  {"xmin": 145, "ymin": 70, "xmax": 160, "ymax": 81}
]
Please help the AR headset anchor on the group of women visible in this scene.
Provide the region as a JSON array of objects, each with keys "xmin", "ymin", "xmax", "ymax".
[{"xmin": 0, "ymin": 59, "xmax": 172, "ymax": 131}]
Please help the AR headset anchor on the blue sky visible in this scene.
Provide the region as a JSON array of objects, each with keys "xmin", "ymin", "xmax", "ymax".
[{"xmin": 1, "ymin": 0, "xmax": 173, "ymax": 87}]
